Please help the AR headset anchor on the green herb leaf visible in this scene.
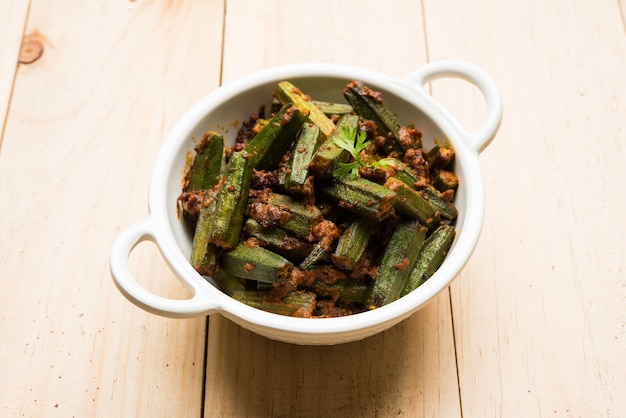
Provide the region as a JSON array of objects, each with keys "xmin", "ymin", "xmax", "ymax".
[
  {"xmin": 371, "ymin": 157, "xmax": 396, "ymax": 170},
  {"xmin": 334, "ymin": 161, "xmax": 361, "ymax": 178},
  {"xmin": 332, "ymin": 125, "xmax": 396, "ymax": 178}
]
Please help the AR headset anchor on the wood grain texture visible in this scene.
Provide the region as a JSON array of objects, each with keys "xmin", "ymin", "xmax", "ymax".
[
  {"xmin": 0, "ymin": 0, "xmax": 224, "ymax": 416},
  {"xmin": 205, "ymin": 1, "xmax": 461, "ymax": 417},
  {"xmin": 205, "ymin": 296, "xmax": 460, "ymax": 417},
  {"xmin": 2, "ymin": 0, "xmax": 626, "ymax": 417},
  {"xmin": 423, "ymin": 0, "xmax": 626, "ymax": 415},
  {"xmin": 221, "ymin": 0, "xmax": 428, "ymax": 81},
  {"xmin": 0, "ymin": 0, "xmax": 30, "ymax": 142}
]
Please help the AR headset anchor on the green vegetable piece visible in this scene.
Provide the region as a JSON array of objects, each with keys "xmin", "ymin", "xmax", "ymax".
[
  {"xmin": 208, "ymin": 152, "xmax": 253, "ymax": 249},
  {"xmin": 393, "ymin": 169, "xmax": 419, "ymax": 187},
  {"xmin": 321, "ymin": 176, "xmax": 396, "ymax": 221},
  {"xmin": 384, "ymin": 177, "xmax": 440, "ymax": 229},
  {"xmin": 386, "ymin": 160, "xmax": 457, "ymax": 221},
  {"xmin": 310, "ymin": 113, "xmax": 359, "ymax": 179},
  {"xmin": 243, "ymin": 218, "xmax": 315, "ymax": 261},
  {"xmin": 215, "ymin": 270, "xmax": 247, "ymax": 296},
  {"xmin": 260, "ymin": 193, "xmax": 324, "ymax": 240},
  {"xmin": 231, "ymin": 290, "xmax": 316, "ymax": 317},
  {"xmin": 311, "ymin": 100, "xmax": 353, "ymax": 116},
  {"xmin": 309, "ymin": 278, "xmax": 369, "ymax": 304},
  {"xmin": 367, "ymin": 220, "xmax": 427, "ymax": 308},
  {"xmin": 256, "ymin": 281, "xmax": 274, "ymax": 291},
  {"xmin": 274, "ymin": 81, "xmax": 336, "ymax": 139},
  {"xmin": 221, "ymin": 244, "xmax": 294, "ymax": 284},
  {"xmin": 343, "ymin": 80, "xmax": 404, "ymax": 153},
  {"xmin": 190, "ymin": 190, "xmax": 220, "ymax": 275},
  {"xmin": 427, "ymin": 143, "xmax": 455, "ymax": 169},
  {"xmin": 245, "ymin": 103, "xmax": 308, "ymax": 169},
  {"xmin": 422, "ymin": 186, "xmax": 458, "ymax": 221},
  {"xmin": 184, "ymin": 131, "xmax": 225, "ymax": 192},
  {"xmin": 383, "ymin": 158, "xmax": 420, "ymax": 187},
  {"xmin": 284, "ymin": 122, "xmax": 322, "ymax": 193},
  {"xmin": 432, "ymin": 169, "xmax": 459, "ymax": 192},
  {"xmin": 299, "ymin": 242, "xmax": 328, "ymax": 270},
  {"xmin": 400, "ymin": 224, "xmax": 456, "ymax": 297},
  {"xmin": 332, "ymin": 219, "xmax": 373, "ymax": 270}
]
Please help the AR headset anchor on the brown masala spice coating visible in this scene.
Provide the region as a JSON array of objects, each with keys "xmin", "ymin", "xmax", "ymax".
[{"xmin": 180, "ymin": 80, "xmax": 459, "ymax": 317}]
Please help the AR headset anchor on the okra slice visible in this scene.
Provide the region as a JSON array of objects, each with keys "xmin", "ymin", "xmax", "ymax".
[
  {"xmin": 263, "ymin": 193, "xmax": 324, "ymax": 240},
  {"xmin": 332, "ymin": 219, "xmax": 373, "ymax": 270},
  {"xmin": 299, "ymin": 242, "xmax": 328, "ymax": 270},
  {"xmin": 245, "ymin": 103, "xmax": 308, "ymax": 170},
  {"xmin": 243, "ymin": 218, "xmax": 315, "ymax": 261},
  {"xmin": 311, "ymin": 100, "xmax": 353, "ymax": 116},
  {"xmin": 384, "ymin": 177, "xmax": 440, "ymax": 229},
  {"xmin": 385, "ymin": 158, "xmax": 420, "ymax": 187},
  {"xmin": 208, "ymin": 152, "xmax": 253, "ymax": 249},
  {"xmin": 274, "ymin": 81, "xmax": 336, "ymax": 139},
  {"xmin": 215, "ymin": 270, "xmax": 247, "ymax": 296},
  {"xmin": 184, "ymin": 131, "xmax": 225, "ymax": 192},
  {"xmin": 190, "ymin": 190, "xmax": 220, "ymax": 275},
  {"xmin": 431, "ymin": 169, "xmax": 459, "ymax": 192},
  {"xmin": 320, "ymin": 176, "xmax": 396, "ymax": 221},
  {"xmin": 309, "ymin": 278, "xmax": 369, "ymax": 304},
  {"xmin": 367, "ymin": 220, "xmax": 427, "ymax": 308},
  {"xmin": 221, "ymin": 243, "xmax": 294, "ymax": 284},
  {"xmin": 310, "ymin": 113, "xmax": 359, "ymax": 179},
  {"xmin": 400, "ymin": 224, "xmax": 456, "ymax": 297},
  {"xmin": 422, "ymin": 186, "xmax": 458, "ymax": 221},
  {"xmin": 231, "ymin": 290, "xmax": 316, "ymax": 317},
  {"xmin": 387, "ymin": 160, "xmax": 457, "ymax": 221},
  {"xmin": 427, "ymin": 143, "xmax": 455, "ymax": 169},
  {"xmin": 343, "ymin": 80, "xmax": 404, "ymax": 153},
  {"xmin": 284, "ymin": 122, "xmax": 322, "ymax": 193}
]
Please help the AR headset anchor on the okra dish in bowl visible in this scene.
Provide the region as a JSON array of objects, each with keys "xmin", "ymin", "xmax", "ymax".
[{"xmin": 110, "ymin": 62, "xmax": 502, "ymax": 345}]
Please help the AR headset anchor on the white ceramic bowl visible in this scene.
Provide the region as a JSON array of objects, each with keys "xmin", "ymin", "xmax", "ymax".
[{"xmin": 110, "ymin": 61, "xmax": 502, "ymax": 345}]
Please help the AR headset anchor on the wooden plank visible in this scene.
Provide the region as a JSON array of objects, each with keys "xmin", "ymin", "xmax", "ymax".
[
  {"xmin": 0, "ymin": 0, "xmax": 30, "ymax": 142},
  {"xmin": 221, "ymin": 0, "xmax": 429, "ymax": 82},
  {"xmin": 204, "ymin": 1, "xmax": 461, "ymax": 417},
  {"xmin": 423, "ymin": 0, "xmax": 626, "ymax": 415},
  {"xmin": 0, "ymin": 0, "xmax": 224, "ymax": 416},
  {"xmin": 206, "ymin": 297, "xmax": 459, "ymax": 417}
]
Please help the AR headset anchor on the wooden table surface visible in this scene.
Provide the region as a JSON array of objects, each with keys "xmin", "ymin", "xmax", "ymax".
[{"xmin": 2, "ymin": 1, "xmax": 626, "ymax": 416}]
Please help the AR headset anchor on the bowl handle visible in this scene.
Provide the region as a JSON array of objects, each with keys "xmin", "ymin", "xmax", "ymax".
[
  {"xmin": 109, "ymin": 217, "xmax": 218, "ymax": 318},
  {"xmin": 403, "ymin": 60, "xmax": 503, "ymax": 153}
]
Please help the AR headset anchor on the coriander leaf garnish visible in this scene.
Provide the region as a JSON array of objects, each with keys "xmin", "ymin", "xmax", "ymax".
[{"xmin": 332, "ymin": 125, "xmax": 396, "ymax": 178}]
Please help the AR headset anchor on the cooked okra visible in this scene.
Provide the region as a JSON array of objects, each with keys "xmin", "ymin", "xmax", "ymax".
[
  {"xmin": 309, "ymin": 113, "xmax": 360, "ymax": 179},
  {"xmin": 284, "ymin": 122, "xmax": 321, "ymax": 193},
  {"xmin": 190, "ymin": 190, "xmax": 220, "ymax": 275},
  {"xmin": 207, "ymin": 151, "xmax": 253, "ymax": 249},
  {"xmin": 275, "ymin": 81, "xmax": 335, "ymax": 139},
  {"xmin": 221, "ymin": 243, "xmax": 293, "ymax": 284},
  {"xmin": 245, "ymin": 103, "xmax": 309, "ymax": 170},
  {"xmin": 367, "ymin": 220, "xmax": 427, "ymax": 308},
  {"xmin": 311, "ymin": 100, "xmax": 353, "ymax": 116},
  {"xmin": 231, "ymin": 290, "xmax": 316, "ymax": 317},
  {"xmin": 320, "ymin": 176, "xmax": 396, "ymax": 221},
  {"xmin": 384, "ymin": 177, "xmax": 440, "ymax": 229},
  {"xmin": 183, "ymin": 131, "xmax": 225, "ymax": 193},
  {"xmin": 343, "ymin": 80, "xmax": 404, "ymax": 154},
  {"xmin": 332, "ymin": 219, "xmax": 373, "ymax": 271},
  {"xmin": 400, "ymin": 224, "xmax": 456, "ymax": 297},
  {"xmin": 243, "ymin": 218, "xmax": 315, "ymax": 261},
  {"xmin": 178, "ymin": 80, "xmax": 459, "ymax": 317}
]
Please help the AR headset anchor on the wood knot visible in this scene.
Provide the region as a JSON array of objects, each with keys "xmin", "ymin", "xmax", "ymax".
[{"xmin": 19, "ymin": 34, "xmax": 44, "ymax": 64}]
